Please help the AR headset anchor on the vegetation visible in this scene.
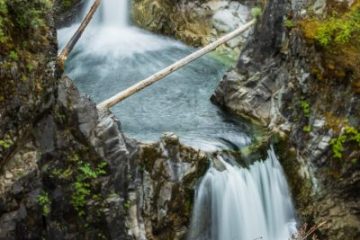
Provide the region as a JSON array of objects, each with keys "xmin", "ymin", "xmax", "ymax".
[
  {"xmin": 71, "ymin": 160, "xmax": 107, "ymax": 216},
  {"xmin": 0, "ymin": 135, "xmax": 13, "ymax": 150},
  {"xmin": 301, "ymin": 2, "xmax": 360, "ymax": 47},
  {"xmin": 303, "ymin": 125, "xmax": 312, "ymax": 133},
  {"xmin": 0, "ymin": 0, "xmax": 54, "ymax": 112},
  {"xmin": 315, "ymin": 7, "xmax": 360, "ymax": 46},
  {"xmin": 300, "ymin": 100, "xmax": 311, "ymax": 118},
  {"xmin": 37, "ymin": 191, "xmax": 51, "ymax": 216},
  {"xmin": 330, "ymin": 125, "xmax": 360, "ymax": 159},
  {"xmin": 299, "ymin": 99, "xmax": 312, "ymax": 133},
  {"xmin": 251, "ymin": 7, "xmax": 262, "ymax": 18},
  {"xmin": 62, "ymin": 0, "xmax": 77, "ymax": 10},
  {"xmin": 284, "ymin": 18, "xmax": 296, "ymax": 28},
  {"xmin": 300, "ymin": 1, "xmax": 360, "ymax": 92}
]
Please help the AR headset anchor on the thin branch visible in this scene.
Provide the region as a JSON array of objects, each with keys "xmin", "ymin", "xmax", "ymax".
[{"xmin": 301, "ymin": 221, "xmax": 327, "ymax": 240}]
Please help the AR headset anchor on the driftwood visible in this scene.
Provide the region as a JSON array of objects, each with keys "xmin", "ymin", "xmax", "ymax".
[
  {"xmin": 58, "ymin": 0, "xmax": 101, "ymax": 68},
  {"xmin": 97, "ymin": 19, "xmax": 256, "ymax": 109}
]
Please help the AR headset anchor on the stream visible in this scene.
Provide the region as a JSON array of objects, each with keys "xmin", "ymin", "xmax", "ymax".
[{"xmin": 57, "ymin": 0, "xmax": 297, "ymax": 239}]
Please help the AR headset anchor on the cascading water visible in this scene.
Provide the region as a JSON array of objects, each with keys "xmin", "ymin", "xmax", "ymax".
[
  {"xmin": 188, "ymin": 148, "xmax": 297, "ymax": 240},
  {"xmin": 57, "ymin": 0, "xmax": 297, "ymax": 239},
  {"xmin": 101, "ymin": 0, "xmax": 128, "ymax": 27}
]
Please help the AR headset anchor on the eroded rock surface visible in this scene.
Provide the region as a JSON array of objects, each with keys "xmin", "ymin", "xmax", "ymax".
[{"xmin": 126, "ymin": 132, "xmax": 209, "ymax": 240}]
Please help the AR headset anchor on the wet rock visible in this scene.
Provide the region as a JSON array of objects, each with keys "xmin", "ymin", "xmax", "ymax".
[
  {"xmin": 211, "ymin": 155, "xmax": 227, "ymax": 171},
  {"xmin": 133, "ymin": 0, "xmax": 253, "ymax": 52},
  {"xmin": 126, "ymin": 137, "xmax": 209, "ymax": 240}
]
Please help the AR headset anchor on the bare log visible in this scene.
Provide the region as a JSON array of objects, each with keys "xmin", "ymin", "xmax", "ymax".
[
  {"xmin": 97, "ymin": 19, "xmax": 256, "ymax": 109},
  {"xmin": 58, "ymin": 0, "xmax": 101, "ymax": 68}
]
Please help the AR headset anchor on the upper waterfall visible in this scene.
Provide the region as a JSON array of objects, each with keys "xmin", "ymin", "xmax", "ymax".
[{"xmin": 101, "ymin": 0, "xmax": 129, "ymax": 27}]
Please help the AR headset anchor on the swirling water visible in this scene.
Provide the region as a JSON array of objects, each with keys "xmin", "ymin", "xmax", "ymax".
[{"xmin": 57, "ymin": 0, "xmax": 297, "ymax": 239}]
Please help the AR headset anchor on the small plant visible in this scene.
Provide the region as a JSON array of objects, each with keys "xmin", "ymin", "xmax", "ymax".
[
  {"xmin": 284, "ymin": 18, "xmax": 296, "ymax": 28},
  {"xmin": 9, "ymin": 51, "xmax": 18, "ymax": 61},
  {"xmin": 0, "ymin": 135, "xmax": 13, "ymax": 150},
  {"xmin": 72, "ymin": 180, "xmax": 91, "ymax": 216},
  {"xmin": 123, "ymin": 200, "xmax": 131, "ymax": 210},
  {"xmin": 251, "ymin": 7, "xmax": 262, "ymax": 18},
  {"xmin": 330, "ymin": 125, "xmax": 360, "ymax": 159},
  {"xmin": 37, "ymin": 192, "xmax": 51, "ymax": 216},
  {"xmin": 71, "ymin": 160, "xmax": 108, "ymax": 216},
  {"xmin": 300, "ymin": 100, "xmax": 311, "ymax": 118},
  {"xmin": 303, "ymin": 125, "xmax": 312, "ymax": 133},
  {"xmin": 303, "ymin": 4, "xmax": 360, "ymax": 47}
]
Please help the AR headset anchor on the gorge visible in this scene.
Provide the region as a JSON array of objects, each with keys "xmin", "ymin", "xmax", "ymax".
[{"xmin": 0, "ymin": 0, "xmax": 359, "ymax": 240}]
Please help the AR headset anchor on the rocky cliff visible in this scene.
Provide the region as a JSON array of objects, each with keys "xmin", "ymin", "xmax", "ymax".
[
  {"xmin": 211, "ymin": 0, "xmax": 359, "ymax": 239},
  {"xmin": 0, "ymin": 1, "xmax": 209, "ymax": 239}
]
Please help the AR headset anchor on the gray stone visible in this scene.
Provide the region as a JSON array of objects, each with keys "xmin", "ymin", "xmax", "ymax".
[
  {"xmin": 313, "ymin": 0, "xmax": 326, "ymax": 15},
  {"xmin": 313, "ymin": 119, "xmax": 325, "ymax": 129}
]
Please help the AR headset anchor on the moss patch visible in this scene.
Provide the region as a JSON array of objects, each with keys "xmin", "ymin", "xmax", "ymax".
[{"xmin": 300, "ymin": 1, "xmax": 360, "ymax": 92}]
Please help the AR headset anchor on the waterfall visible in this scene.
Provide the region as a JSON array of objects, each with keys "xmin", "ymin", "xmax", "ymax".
[
  {"xmin": 58, "ymin": 1, "xmax": 298, "ymax": 239},
  {"xmin": 188, "ymin": 148, "xmax": 297, "ymax": 240},
  {"xmin": 101, "ymin": 0, "xmax": 129, "ymax": 27}
]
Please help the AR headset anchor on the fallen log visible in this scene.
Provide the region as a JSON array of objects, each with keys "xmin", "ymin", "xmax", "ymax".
[
  {"xmin": 58, "ymin": 0, "xmax": 101, "ymax": 68},
  {"xmin": 97, "ymin": 19, "xmax": 256, "ymax": 109}
]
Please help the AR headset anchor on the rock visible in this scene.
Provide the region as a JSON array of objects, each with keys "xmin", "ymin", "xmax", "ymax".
[
  {"xmin": 211, "ymin": 155, "xmax": 227, "ymax": 171},
  {"xmin": 313, "ymin": 119, "xmax": 326, "ymax": 129},
  {"xmin": 205, "ymin": 1, "xmax": 228, "ymax": 11},
  {"xmin": 126, "ymin": 135, "xmax": 209, "ymax": 239},
  {"xmin": 161, "ymin": 132, "xmax": 180, "ymax": 146},
  {"xmin": 5, "ymin": 172, "xmax": 13, "ymax": 179},
  {"xmin": 313, "ymin": 0, "xmax": 327, "ymax": 15},
  {"xmin": 133, "ymin": 0, "xmax": 253, "ymax": 56},
  {"xmin": 317, "ymin": 136, "xmax": 331, "ymax": 151},
  {"xmin": 213, "ymin": 9, "xmax": 239, "ymax": 32}
]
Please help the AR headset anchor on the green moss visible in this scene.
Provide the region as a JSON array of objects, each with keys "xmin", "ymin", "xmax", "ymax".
[
  {"xmin": 37, "ymin": 191, "xmax": 51, "ymax": 216},
  {"xmin": 62, "ymin": 0, "xmax": 78, "ymax": 11},
  {"xmin": 330, "ymin": 125, "xmax": 360, "ymax": 159},
  {"xmin": 51, "ymin": 167, "xmax": 73, "ymax": 180},
  {"xmin": 316, "ymin": 7, "xmax": 360, "ymax": 46},
  {"xmin": 209, "ymin": 48, "xmax": 238, "ymax": 67},
  {"xmin": 303, "ymin": 125, "xmax": 312, "ymax": 133},
  {"xmin": 284, "ymin": 18, "xmax": 296, "ymax": 28},
  {"xmin": 251, "ymin": 7, "xmax": 262, "ymax": 18},
  {"xmin": 0, "ymin": 134, "xmax": 13, "ymax": 150},
  {"xmin": 123, "ymin": 200, "xmax": 130, "ymax": 210},
  {"xmin": 301, "ymin": 2, "xmax": 360, "ymax": 47},
  {"xmin": 9, "ymin": 50, "xmax": 18, "ymax": 61}
]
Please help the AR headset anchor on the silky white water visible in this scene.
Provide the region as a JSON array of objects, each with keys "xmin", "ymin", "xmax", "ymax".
[
  {"xmin": 188, "ymin": 148, "xmax": 297, "ymax": 240},
  {"xmin": 57, "ymin": 1, "xmax": 297, "ymax": 239}
]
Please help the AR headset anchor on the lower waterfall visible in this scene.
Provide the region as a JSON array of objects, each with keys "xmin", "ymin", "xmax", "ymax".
[{"xmin": 188, "ymin": 148, "xmax": 297, "ymax": 240}]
